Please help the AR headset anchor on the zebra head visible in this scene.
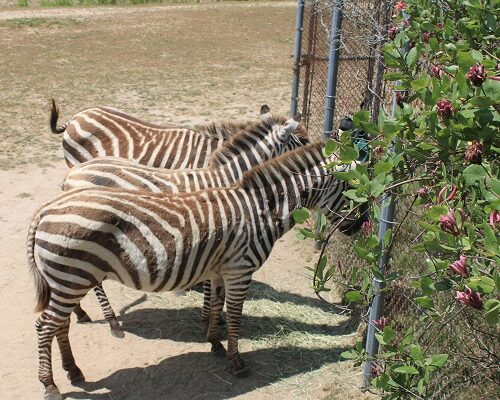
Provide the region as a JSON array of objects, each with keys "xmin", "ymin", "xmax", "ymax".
[{"xmin": 259, "ymin": 104, "xmax": 309, "ymax": 157}]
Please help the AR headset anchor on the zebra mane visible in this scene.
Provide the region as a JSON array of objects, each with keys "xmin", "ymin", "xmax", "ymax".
[
  {"xmin": 239, "ymin": 142, "xmax": 325, "ymax": 190},
  {"xmin": 197, "ymin": 120, "xmax": 258, "ymax": 140},
  {"xmin": 207, "ymin": 115, "xmax": 310, "ymax": 169}
]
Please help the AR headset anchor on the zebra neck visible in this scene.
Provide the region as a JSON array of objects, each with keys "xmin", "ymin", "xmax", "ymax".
[{"xmin": 250, "ymin": 172, "xmax": 319, "ymax": 238}]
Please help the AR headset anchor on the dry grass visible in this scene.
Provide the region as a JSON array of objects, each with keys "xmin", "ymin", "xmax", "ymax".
[{"xmin": 0, "ymin": 2, "xmax": 295, "ymax": 170}]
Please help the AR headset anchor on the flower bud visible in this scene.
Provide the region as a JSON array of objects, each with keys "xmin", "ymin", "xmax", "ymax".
[
  {"xmin": 490, "ymin": 210, "xmax": 500, "ymax": 229},
  {"xmin": 422, "ymin": 31, "xmax": 431, "ymax": 43},
  {"xmin": 361, "ymin": 220, "xmax": 373, "ymax": 237},
  {"xmin": 430, "ymin": 65, "xmax": 443, "ymax": 78},
  {"xmin": 436, "ymin": 99, "xmax": 455, "ymax": 119},
  {"xmin": 388, "ymin": 26, "xmax": 399, "ymax": 40},
  {"xmin": 439, "ymin": 210, "xmax": 460, "ymax": 236},
  {"xmin": 449, "ymin": 255, "xmax": 468, "ymax": 277},
  {"xmin": 465, "ymin": 141, "xmax": 483, "ymax": 164},
  {"xmin": 394, "ymin": 1, "xmax": 406, "ymax": 11},
  {"xmin": 466, "ymin": 64, "xmax": 486, "ymax": 86},
  {"xmin": 416, "ymin": 187, "xmax": 429, "ymax": 197},
  {"xmin": 372, "ymin": 316, "xmax": 388, "ymax": 331},
  {"xmin": 456, "ymin": 287, "xmax": 482, "ymax": 309},
  {"xmin": 371, "ymin": 363, "xmax": 382, "ymax": 377},
  {"xmin": 373, "ymin": 146, "xmax": 384, "ymax": 159}
]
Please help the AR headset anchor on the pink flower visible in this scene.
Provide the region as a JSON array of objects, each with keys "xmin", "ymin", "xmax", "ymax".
[
  {"xmin": 437, "ymin": 185, "xmax": 457, "ymax": 204},
  {"xmin": 449, "ymin": 255, "xmax": 468, "ymax": 277},
  {"xmin": 422, "ymin": 31, "xmax": 432, "ymax": 43},
  {"xmin": 439, "ymin": 210, "xmax": 460, "ymax": 236},
  {"xmin": 362, "ymin": 220, "xmax": 373, "ymax": 237},
  {"xmin": 466, "ymin": 64, "xmax": 486, "ymax": 86},
  {"xmin": 490, "ymin": 210, "xmax": 500, "ymax": 229},
  {"xmin": 372, "ymin": 316, "xmax": 388, "ymax": 331},
  {"xmin": 430, "ymin": 65, "xmax": 443, "ymax": 79},
  {"xmin": 388, "ymin": 26, "xmax": 399, "ymax": 40},
  {"xmin": 371, "ymin": 363, "xmax": 382, "ymax": 377},
  {"xmin": 456, "ymin": 287, "xmax": 482, "ymax": 309},
  {"xmin": 437, "ymin": 22, "xmax": 444, "ymax": 30},
  {"xmin": 373, "ymin": 145, "xmax": 384, "ymax": 159},
  {"xmin": 436, "ymin": 99, "xmax": 455, "ymax": 119},
  {"xmin": 417, "ymin": 187, "xmax": 429, "ymax": 198},
  {"xmin": 395, "ymin": 1, "xmax": 406, "ymax": 11},
  {"xmin": 465, "ymin": 141, "xmax": 483, "ymax": 164}
]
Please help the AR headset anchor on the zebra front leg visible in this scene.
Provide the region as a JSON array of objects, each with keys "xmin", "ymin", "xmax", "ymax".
[
  {"xmin": 223, "ymin": 276, "xmax": 250, "ymax": 377},
  {"xmin": 56, "ymin": 320, "xmax": 85, "ymax": 384},
  {"xmin": 93, "ymin": 283, "xmax": 123, "ymax": 338},
  {"xmin": 206, "ymin": 276, "xmax": 226, "ymax": 358}
]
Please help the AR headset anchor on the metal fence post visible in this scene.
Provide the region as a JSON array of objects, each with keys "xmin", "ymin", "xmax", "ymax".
[
  {"xmin": 322, "ymin": 0, "xmax": 344, "ymax": 140},
  {"xmin": 362, "ymin": 83, "xmax": 400, "ymax": 389},
  {"xmin": 314, "ymin": 0, "xmax": 344, "ymax": 251},
  {"xmin": 290, "ymin": 0, "xmax": 306, "ymax": 117}
]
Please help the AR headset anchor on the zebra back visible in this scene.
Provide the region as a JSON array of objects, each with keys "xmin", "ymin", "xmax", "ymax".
[
  {"xmin": 51, "ymin": 100, "xmax": 270, "ymax": 169},
  {"xmin": 62, "ymin": 113, "xmax": 310, "ymax": 193}
]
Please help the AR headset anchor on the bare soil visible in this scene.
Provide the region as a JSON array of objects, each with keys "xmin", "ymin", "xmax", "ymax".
[{"xmin": 0, "ymin": 3, "xmax": 374, "ymax": 400}]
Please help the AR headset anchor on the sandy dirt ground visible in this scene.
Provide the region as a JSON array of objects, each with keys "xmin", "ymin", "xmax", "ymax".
[{"xmin": 0, "ymin": 3, "xmax": 375, "ymax": 400}]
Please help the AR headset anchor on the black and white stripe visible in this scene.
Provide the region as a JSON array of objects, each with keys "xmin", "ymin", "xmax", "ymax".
[
  {"xmin": 50, "ymin": 100, "xmax": 308, "ymax": 169},
  {"xmin": 28, "ymin": 142, "xmax": 358, "ymax": 400},
  {"xmin": 62, "ymin": 112, "xmax": 308, "ymax": 333}
]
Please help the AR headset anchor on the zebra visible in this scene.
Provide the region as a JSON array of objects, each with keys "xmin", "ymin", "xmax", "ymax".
[
  {"xmin": 28, "ymin": 142, "xmax": 361, "ymax": 400},
  {"xmin": 50, "ymin": 99, "xmax": 278, "ymax": 169},
  {"xmin": 62, "ymin": 112, "xmax": 309, "ymax": 335}
]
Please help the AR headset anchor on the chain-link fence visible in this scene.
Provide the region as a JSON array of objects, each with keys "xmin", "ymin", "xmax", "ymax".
[{"xmin": 297, "ymin": 0, "xmax": 393, "ymax": 139}]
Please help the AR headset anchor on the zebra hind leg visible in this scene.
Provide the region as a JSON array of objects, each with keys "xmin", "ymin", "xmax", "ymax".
[
  {"xmin": 202, "ymin": 280, "xmax": 226, "ymax": 329},
  {"xmin": 206, "ymin": 276, "xmax": 226, "ymax": 358},
  {"xmin": 93, "ymin": 283, "xmax": 124, "ymax": 338},
  {"xmin": 56, "ymin": 320, "xmax": 85, "ymax": 384},
  {"xmin": 223, "ymin": 276, "xmax": 251, "ymax": 377},
  {"xmin": 73, "ymin": 304, "xmax": 92, "ymax": 323}
]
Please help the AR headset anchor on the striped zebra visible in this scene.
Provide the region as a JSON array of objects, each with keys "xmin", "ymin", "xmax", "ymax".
[
  {"xmin": 50, "ymin": 99, "xmax": 273, "ymax": 169},
  {"xmin": 62, "ymin": 112, "xmax": 309, "ymax": 335},
  {"xmin": 28, "ymin": 142, "xmax": 360, "ymax": 400}
]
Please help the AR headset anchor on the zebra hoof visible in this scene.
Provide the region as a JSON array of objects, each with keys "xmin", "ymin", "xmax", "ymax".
[
  {"xmin": 76, "ymin": 314, "xmax": 92, "ymax": 323},
  {"xmin": 68, "ymin": 369, "xmax": 85, "ymax": 384},
  {"xmin": 111, "ymin": 328, "xmax": 125, "ymax": 339},
  {"xmin": 211, "ymin": 342, "xmax": 226, "ymax": 358},
  {"xmin": 231, "ymin": 365, "xmax": 250, "ymax": 378},
  {"xmin": 44, "ymin": 394, "xmax": 63, "ymax": 400}
]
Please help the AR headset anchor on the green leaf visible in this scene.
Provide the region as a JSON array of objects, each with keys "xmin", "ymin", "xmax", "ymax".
[
  {"xmin": 410, "ymin": 345, "xmax": 424, "ymax": 364},
  {"xmin": 411, "ymin": 78, "xmax": 430, "ymax": 91},
  {"xmin": 298, "ymin": 228, "xmax": 317, "ymax": 239},
  {"xmin": 456, "ymin": 51, "xmax": 477, "ymax": 71},
  {"xmin": 384, "ymin": 72, "xmax": 405, "ymax": 81},
  {"xmin": 415, "ymin": 296, "xmax": 435, "ymax": 309},
  {"xmin": 462, "ymin": 164, "xmax": 488, "ymax": 184},
  {"xmin": 345, "ymin": 290, "xmax": 363, "ymax": 303},
  {"xmin": 427, "ymin": 354, "xmax": 448, "ymax": 369},
  {"xmin": 374, "ymin": 161, "xmax": 394, "ymax": 174},
  {"xmin": 323, "ymin": 138, "xmax": 339, "ymax": 157},
  {"xmin": 406, "ymin": 47, "xmax": 418, "ymax": 68},
  {"xmin": 339, "ymin": 145, "xmax": 359, "ymax": 163},
  {"xmin": 353, "ymin": 111, "xmax": 370, "ymax": 127},
  {"xmin": 484, "ymin": 299, "xmax": 500, "ymax": 325},
  {"xmin": 482, "ymin": 79, "xmax": 500, "ymax": 103},
  {"xmin": 393, "ymin": 365, "xmax": 419, "ymax": 375},
  {"xmin": 426, "ymin": 205, "xmax": 448, "ymax": 221},
  {"xmin": 315, "ymin": 255, "xmax": 328, "ymax": 280},
  {"xmin": 292, "ymin": 208, "xmax": 311, "ymax": 224},
  {"xmin": 331, "ymin": 170, "xmax": 357, "ymax": 181},
  {"xmin": 341, "ymin": 349, "xmax": 359, "ymax": 360}
]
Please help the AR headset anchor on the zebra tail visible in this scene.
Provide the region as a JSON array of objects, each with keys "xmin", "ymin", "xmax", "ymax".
[
  {"xmin": 27, "ymin": 213, "xmax": 50, "ymax": 313},
  {"xmin": 50, "ymin": 98, "xmax": 68, "ymax": 134}
]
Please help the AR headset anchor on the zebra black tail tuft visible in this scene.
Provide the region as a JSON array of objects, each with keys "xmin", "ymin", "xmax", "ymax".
[
  {"xmin": 50, "ymin": 98, "xmax": 67, "ymax": 134},
  {"xmin": 27, "ymin": 214, "xmax": 51, "ymax": 313}
]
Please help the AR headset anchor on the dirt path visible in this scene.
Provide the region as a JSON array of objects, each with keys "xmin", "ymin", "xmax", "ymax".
[{"xmin": 0, "ymin": 3, "xmax": 374, "ymax": 399}]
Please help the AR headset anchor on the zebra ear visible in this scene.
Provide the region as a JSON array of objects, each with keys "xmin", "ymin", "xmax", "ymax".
[
  {"xmin": 260, "ymin": 105, "xmax": 272, "ymax": 121},
  {"xmin": 283, "ymin": 116, "xmax": 300, "ymax": 134}
]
